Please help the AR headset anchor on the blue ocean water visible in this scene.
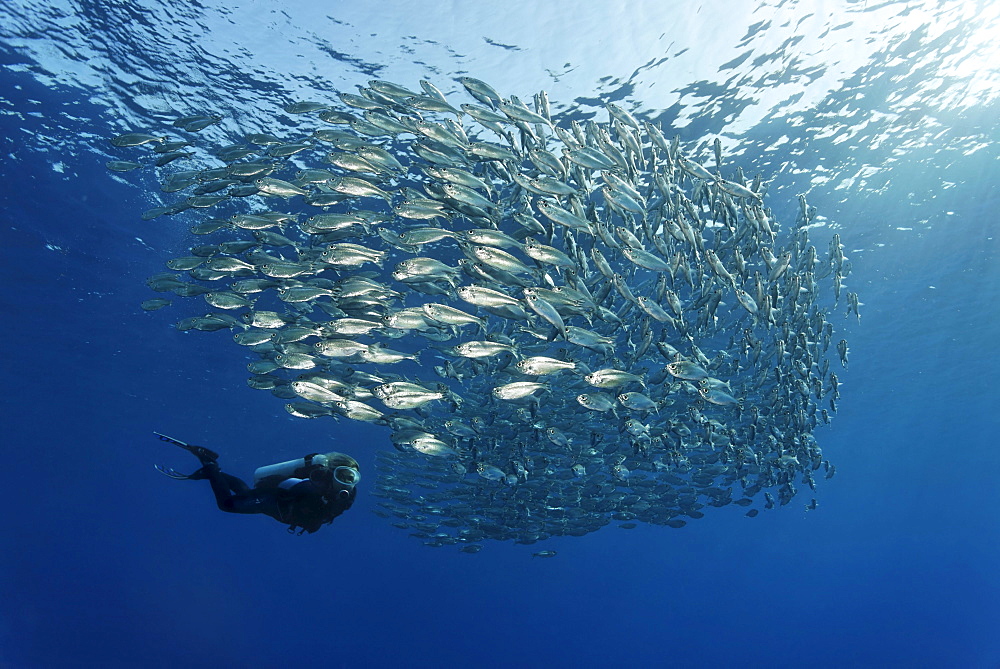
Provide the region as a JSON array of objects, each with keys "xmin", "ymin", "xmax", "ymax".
[{"xmin": 1, "ymin": 1, "xmax": 999, "ymax": 667}]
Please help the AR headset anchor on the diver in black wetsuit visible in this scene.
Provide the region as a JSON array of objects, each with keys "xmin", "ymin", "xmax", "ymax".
[{"xmin": 153, "ymin": 432, "xmax": 359, "ymax": 534}]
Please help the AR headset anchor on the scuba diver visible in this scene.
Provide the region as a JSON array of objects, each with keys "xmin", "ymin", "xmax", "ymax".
[{"xmin": 153, "ymin": 432, "xmax": 360, "ymax": 534}]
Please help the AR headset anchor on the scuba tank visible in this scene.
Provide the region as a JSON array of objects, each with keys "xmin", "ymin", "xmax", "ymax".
[
  {"xmin": 253, "ymin": 453, "xmax": 331, "ymax": 487},
  {"xmin": 253, "ymin": 452, "xmax": 360, "ymax": 489}
]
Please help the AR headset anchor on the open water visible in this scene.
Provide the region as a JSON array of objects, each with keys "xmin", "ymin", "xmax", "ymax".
[{"xmin": 1, "ymin": 1, "xmax": 998, "ymax": 667}]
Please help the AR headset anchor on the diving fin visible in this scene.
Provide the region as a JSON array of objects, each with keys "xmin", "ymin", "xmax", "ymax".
[
  {"xmin": 153, "ymin": 431, "xmax": 219, "ymax": 463},
  {"xmin": 154, "ymin": 464, "xmax": 194, "ymax": 480}
]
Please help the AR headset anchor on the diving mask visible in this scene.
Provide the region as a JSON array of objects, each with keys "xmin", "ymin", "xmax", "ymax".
[{"xmin": 333, "ymin": 466, "xmax": 360, "ymax": 488}]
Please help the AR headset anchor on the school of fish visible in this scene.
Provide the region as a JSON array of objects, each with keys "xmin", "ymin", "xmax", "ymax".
[{"xmin": 110, "ymin": 76, "xmax": 856, "ymax": 551}]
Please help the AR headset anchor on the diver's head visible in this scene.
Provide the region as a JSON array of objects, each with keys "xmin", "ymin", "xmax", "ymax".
[{"xmin": 318, "ymin": 452, "xmax": 360, "ymax": 502}]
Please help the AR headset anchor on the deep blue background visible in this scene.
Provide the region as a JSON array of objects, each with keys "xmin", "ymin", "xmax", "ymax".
[{"xmin": 2, "ymin": 15, "xmax": 1000, "ymax": 669}]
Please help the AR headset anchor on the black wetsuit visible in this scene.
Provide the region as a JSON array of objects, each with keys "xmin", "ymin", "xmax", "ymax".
[{"xmin": 193, "ymin": 461, "xmax": 355, "ymax": 534}]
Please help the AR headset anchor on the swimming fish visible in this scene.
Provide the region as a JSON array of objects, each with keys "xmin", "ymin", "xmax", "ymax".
[{"xmin": 112, "ymin": 75, "xmax": 854, "ymax": 552}]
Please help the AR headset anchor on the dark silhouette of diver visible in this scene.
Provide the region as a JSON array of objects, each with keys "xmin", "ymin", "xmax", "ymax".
[{"xmin": 154, "ymin": 432, "xmax": 359, "ymax": 534}]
